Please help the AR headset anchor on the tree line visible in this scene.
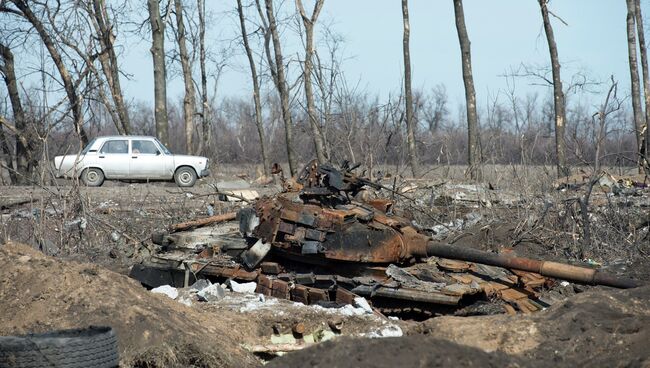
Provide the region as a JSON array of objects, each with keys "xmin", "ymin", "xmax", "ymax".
[{"xmin": 0, "ymin": 0, "xmax": 647, "ymax": 185}]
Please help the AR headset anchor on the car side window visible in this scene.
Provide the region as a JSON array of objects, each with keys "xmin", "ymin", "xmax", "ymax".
[
  {"xmin": 100, "ymin": 140, "xmax": 128, "ymax": 154},
  {"xmin": 131, "ymin": 140, "xmax": 159, "ymax": 155}
]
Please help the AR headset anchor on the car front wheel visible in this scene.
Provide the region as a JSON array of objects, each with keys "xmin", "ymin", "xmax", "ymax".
[
  {"xmin": 174, "ymin": 166, "xmax": 197, "ymax": 187},
  {"xmin": 81, "ymin": 168, "xmax": 104, "ymax": 187}
]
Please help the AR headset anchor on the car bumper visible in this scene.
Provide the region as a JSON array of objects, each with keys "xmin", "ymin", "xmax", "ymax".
[{"xmin": 200, "ymin": 169, "xmax": 210, "ymax": 177}]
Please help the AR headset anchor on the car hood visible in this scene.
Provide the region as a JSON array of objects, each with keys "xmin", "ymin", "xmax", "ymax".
[{"xmin": 54, "ymin": 154, "xmax": 83, "ymax": 168}]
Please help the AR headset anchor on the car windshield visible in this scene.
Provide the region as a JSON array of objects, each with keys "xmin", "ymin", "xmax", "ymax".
[
  {"xmin": 81, "ymin": 138, "xmax": 97, "ymax": 154},
  {"xmin": 155, "ymin": 138, "xmax": 172, "ymax": 155}
]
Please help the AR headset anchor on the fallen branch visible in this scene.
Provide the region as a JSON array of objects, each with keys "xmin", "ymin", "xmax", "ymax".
[{"xmin": 169, "ymin": 212, "xmax": 237, "ymax": 233}]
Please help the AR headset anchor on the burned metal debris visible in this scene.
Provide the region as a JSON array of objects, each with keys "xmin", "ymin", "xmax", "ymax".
[{"xmin": 130, "ymin": 160, "xmax": 643, "ymax": 318}]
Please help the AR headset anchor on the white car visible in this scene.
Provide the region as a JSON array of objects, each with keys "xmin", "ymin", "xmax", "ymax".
[{"xmin": 54, "ymin": 136, "xmax": 210, "ymax": 187}]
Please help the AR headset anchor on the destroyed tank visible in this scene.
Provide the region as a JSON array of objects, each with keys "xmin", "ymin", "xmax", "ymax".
[{"xmin": 132, "ymin": 160, "xmax": 642, "ymax": 318}]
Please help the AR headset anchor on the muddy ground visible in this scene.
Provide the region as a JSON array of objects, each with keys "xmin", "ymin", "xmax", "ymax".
[{"xmin": 0, "ymin": 165, "xmax": 649, "ymax": 367}]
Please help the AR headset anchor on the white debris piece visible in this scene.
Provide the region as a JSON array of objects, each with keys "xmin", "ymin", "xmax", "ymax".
[
  {"xmin": 228, "ymin": 280, "xmax": 258, "ymax": 294},
  {"xmin": 197, "ymin": 284, "xmax": 227, "ymax": 302},
  {"xmin": 353, "ymin": 297, "xmax": 374, "ymax": 314},
  {"xmin": 338, "ymin": 304, "xmax": 366, "ymax": 316},
  {"xmin": 151, "ymin": 285, "xmax": 178, "ymax": 300},
  {"xmin": 190, "ymin": 278, "xmax": 212, "ymax": 292},
  {"xmin": 239, "ymin": 296, "xmax": 278, "ymax": 312},
  {"xmin": 364, "ymin": 324, "xmax": 403, "ymax": 338}
]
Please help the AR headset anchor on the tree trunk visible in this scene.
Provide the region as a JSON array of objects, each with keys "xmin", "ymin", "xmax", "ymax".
[
  {"xmin": 147, "ymin": 0, "xmax": 169, "ymax": 146},
  {"xmin": 452, "ymin": 0, "xmax": 481, "ymax": 181},
  {"xmin": 173, "ymin": 0, "xmax": 196, "ymax": 154},
  {"xmin": 265, "ymin": 0, "xmax": 297, "ymax": 176},
  {"xmin": 401, "ymin": 0, "xmax": 419, "ymax": 177},
  {"xmin": 0, "ymin": 42, "xmax": 25, "ymax": 183},
  {"xmin": 91, "ymin": 0, "xmax": 131, "ymax": 135},
  {"xmin": 0, "ymin": 125, "xmax": 15, "ymax": 184},
  {"xmin": 237, "ymin": 0, "xmax": 270, "ymax": 176},
  {"xmin": 196, "ymin": 0, "xmax": 210, "ymax": 155},
  {"xmin": 296, "ymin": 0, "xmax": 327, "ymax": 165},
  {"xmin": 635, "ymin": 0, "xmax": 650, "ymax": 171},
  {"xmin": 626, "ymin": 0, "xmax": 645, "ymax": 171},
  {"xmin": 539, "ymin": 0, "xmax": 569, "ymax": 178},
  {"xmin": 10, "ymin": 0, "xmax": 88, "ymax": 147}
]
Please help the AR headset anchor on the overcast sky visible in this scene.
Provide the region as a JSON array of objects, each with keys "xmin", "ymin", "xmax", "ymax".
[{"xmin": 114, "ymin": 1, "xmax": 644, "ymax": 110}]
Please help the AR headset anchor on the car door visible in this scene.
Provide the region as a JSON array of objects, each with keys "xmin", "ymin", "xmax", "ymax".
[
  {"xmin": 98, "ymin": 139, "xmax": 130, "ymax": 178},
  {"xmin": 129, "ymin": 139, "xmax": 168, "ymax": 179}
]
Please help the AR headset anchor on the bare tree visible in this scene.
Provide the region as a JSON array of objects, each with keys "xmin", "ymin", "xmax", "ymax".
[
  {"xmin": 196, "ymin": 0, "xmax": 210, "ymax": 155},
  {"xmin": 264, "ymin": 0, "xmax": 297, "ymax": 176},
  {"xmin": 147, "ymin": 0, "xmax": 169, "ymax": 146},
  {"xmin": 296, "ymin": 0, "xmax": 328, "ymax": 165},
  {"xmin": 578, "ymin": 77, "xmax": 621, "ymax": 258},
  {"xmin": 0, "ymin": 42, "xmax": 25, "ymax": 183},
  {"xmin": 452, "ymin": 0, "xmax": 481, "ymax": 180},
  {"xmin": 172, "ymin": 0, "xmax": 196, "ymax": 154},
  {"xmin": 237, "ymin": 0, "xmax": 270, "ymax": 176},
  {"xmin": 422, "ymin": 85, "xmax": 448, "ymax": 139},
  {"xmin": 635, "ymin": 0, "xmax": 650, "ymax": 171},
  {"xmin": 90, "ymin": 0, "xmax": 131, "ymax": 135},
  {"xmin": 538, "ymin": 0, "xmax": 569, "ymax": 177},
  {"xmin": 7, "ymin": 0, "xmax": 89, "ymax": 146},
  {"xmin": 401, "ymin": 0, "xmax": 418, "ymax": 176},
  {"xmin": 626, "ymin": 0, "xmax": 644, "ymax": 171}
]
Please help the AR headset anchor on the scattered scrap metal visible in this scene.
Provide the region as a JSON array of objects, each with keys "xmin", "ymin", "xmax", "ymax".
[{"xmin": 130, "ymin": 160, "xmax": 643, "ymax": 318}]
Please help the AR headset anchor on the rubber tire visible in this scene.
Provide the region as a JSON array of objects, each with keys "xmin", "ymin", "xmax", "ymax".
[
  {"xmin": 81, "ymin": 168, "xmax": 105, "ymax": 187},
  {"xmin": 174, "ymin": 166, "xmax": 197, "ymax": 187},
  {"xmin": 0, "ymin": 326, "xmax": 119, "ymax": 368}
]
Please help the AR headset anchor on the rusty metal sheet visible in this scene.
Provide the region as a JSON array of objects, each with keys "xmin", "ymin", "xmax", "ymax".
[
  {"xmin": 352, "ymin": 285, "xmax": 461, "ymax": 305},
  {"xmin": 365, "ymin": 198, "xmax": 393, "ymax": 213},
  {"xmin": 437, "ymin": 259, "xmax": 472, "ymax": 272}
]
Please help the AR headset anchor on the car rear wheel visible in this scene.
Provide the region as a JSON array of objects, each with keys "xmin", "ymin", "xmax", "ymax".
[
  {"xmin": 174, "ymin": 167, "xmax": 197, "ymax": 187},
  {"xmin": 81, "ymin": 168, "xmax": 105, "ymax": 187}
]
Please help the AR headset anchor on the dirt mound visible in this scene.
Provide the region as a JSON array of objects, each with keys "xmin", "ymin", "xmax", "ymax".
[
  {"xmin": 0, "ymin": 242, "xmax": 257, "ymax": 367},
  {"xmin": 411, "ymin": 285, "xmax": 650, "ymax": 366},
  {"xmin": 265, "ymin": 335, "xmax": 527, "ymax": 368}
]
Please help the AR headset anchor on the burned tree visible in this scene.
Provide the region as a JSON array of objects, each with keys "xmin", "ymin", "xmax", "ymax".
[
  {"xmin": 237, "ymin": 0, "xmax": 270, "ymax": 176},
  {"xmin": 626, "ymin": 0, "xmax": 644, "ymax": 171},
  {"xmin": 147, "ymin": 0, "xmax": 169, "ymax": 146},
  {"xmin": 401, "ymin": 0, "xmax": 418, "ymax": 177},
  {"xmin": 296, "ymin": 0, "xmax": 328, "ymax": 165},
  {"xmin": 452, "ymin": 0, "xmax": 481, "ymax": 180},
  {"xmin": 538, "ymin": 0, "xmax": 569, "ymax": 177},
  {"xmin": 263, "ymin": 0, "xmax": 297, "ymax": 176},
  {"xmin": 173, "ymin": 0, "xmax": 196, "ymax": 154}
]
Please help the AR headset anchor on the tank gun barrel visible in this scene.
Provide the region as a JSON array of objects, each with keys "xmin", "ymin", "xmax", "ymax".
[{"xmin": 426, "ymin": 242, "xmax": 643, "ymax": 289}]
